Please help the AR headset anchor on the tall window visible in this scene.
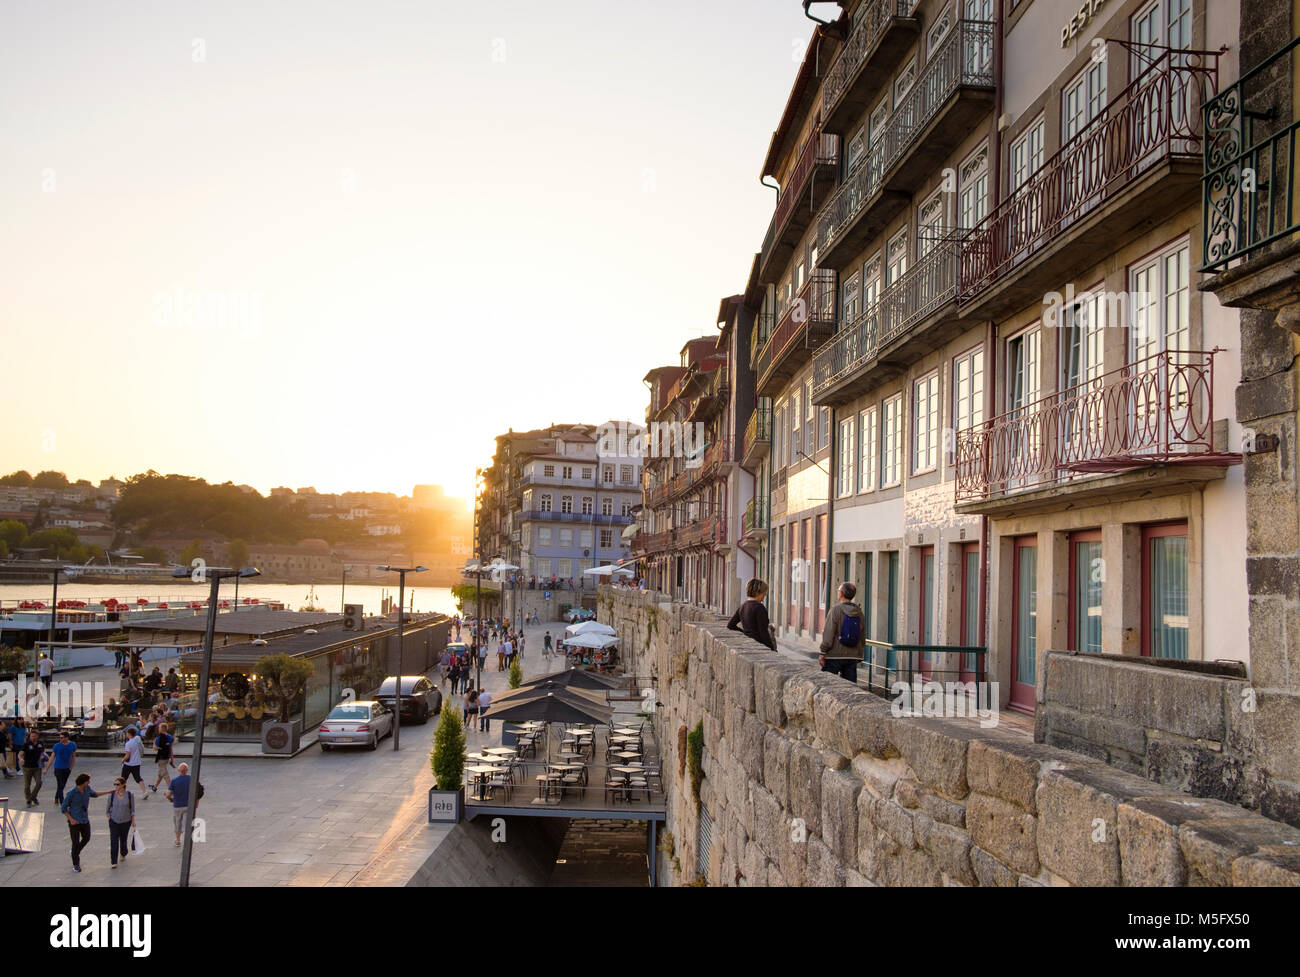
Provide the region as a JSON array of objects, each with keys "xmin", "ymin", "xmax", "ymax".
[
  {"xmin": 886, "ymin": 228, "xmax": 909, "ymax": 285},
  {"xmin": 774, "ymin": 404, "xmax": 785, "ymax": 467},
  {"xmin": 927, "ymin": 4, "xmax": 954, "ymax": 53},
  {"xmin": 862, "ymin": 253, "xmax": 882, "ymax": 310},
  {"xmin": 919, "ymin": 190, "xmax": 947, "ymax": 259},
  {"xmin": 1131, "ymin": 240, "xmax": 1190, "ymax": 363},
  {"xmin": 620, "ymin": 501, "xmax": 632, "ymax": 516},
  {"xmin": 858, "ymin": 406, "xmax": 878, "ymax": 492},
  {"xmin": 599, "ymin": 528, "xmax": 613, "ymax": 549},
  {"xmin": 601, "ymin": 498, "xmax": 612, "ymax": 516},
  {"xmin": 602, "ymin": 466, "xmax": 614, "ymax": 485},
  {"xmin": 559, "ymin": 529, "xmax": 573, "ymax": 548},
  {"xmin": 540, "ymin": 494, "xmax": 552, "ymax": 513},
  {"xmin": 882, "ymin": 394, "xmax": 903, "ymax": 487},
  {"xmin": 579, "ymin": 529, "xmax": 593, "ymax": 548},
  {"xmin": 913, "ymin": 372, "xmax": 940, "ymax": 474},
  {"xmin": 1063, "ymin": 61, "xmax": 1107, "ymax": 141},
  {"xmin": 1070, "ymin": 530, "xmax": 1103, "ymax": 653},
  {"xmin": 1142, "ymin": 522, "xmax": 1189, "ymax": 659},
  {"xmin": 620, "ymin": 464, "xmax": 634, "ymax": 484},
  {"xmin": 804, "ymin": 379, "xmax": 815, "ymax": 456},
  {"xmin": 1009, "ymin": 116, "xmax": 1045, "ymax": 192},
  {"xmin": 842, "ymin": 271, "xmax": 861, "ymax": 326},
  {"xmin": 837, "ymin": 416, "xmax": 856, "ymax": 498},
  {"xmin": 953, "ymin": 347, "xmax": 985, "ymax": 440},
  {"xmin": 791, "ymin": 391, "xmax": 801, "ymax": 462},
  {"xmin": 581, "ymin": 497, "xmax": 593, "ymax": 515},
  {"xmin": 538, "ymin": 527, "xmax": 552, "ymax": 547},
  {"xmin": 894, "ymin": 57, "xmax": 916, "ymax": 109},
  {"xmin": 958, "ymin": 145, "xmax": 989, "ymax": 230},
  {"xmin": 561, "ymin": 465, "xmax": 573, "ymax": 480},
  {"xmin": 560, "ymin": 495, "xmax": 573, "ymax": 514},
  {"xmin": 819, "ymin": 407, "xmax": 830, "ymax": 450}
]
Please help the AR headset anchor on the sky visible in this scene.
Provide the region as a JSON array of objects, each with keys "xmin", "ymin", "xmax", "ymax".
[{"xmin": 1, "ymin": 0, "xmax": 818, "ymax": 502}]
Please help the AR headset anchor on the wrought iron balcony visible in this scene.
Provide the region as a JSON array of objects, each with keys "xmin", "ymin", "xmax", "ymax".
[
  {"xmin": 821, "ymin": 0, "xmax": 919, "ymax": 134},
  {"xmin": 759, "ymin": 129, "xmax": 840, "ymax": 283},
  {"xmin": 741, "ymin": 497, "xmax": 768, "ymax": 541},
  {"xmin": 755, "ymin": 268, "xmax": 836, "ymax": 397},
  {"xmin": 519, "ymin": 510, "xmax": 634, "ymax": 526},
  {"xmin": 750, "ymin": 312, "xmax": 773, "ymax": 372},
  {"xmin": 955, "ymin": 350, "xmax": 1237, "ymax": 507},
  {"xmin": 1202, "ymin": 36, "xmax": 1300, "ymax": 273},
  {"xmin": 742, "ymin": 406, "xmax": 772, "ymax": 470},
  {"xmin": 959, "ymin": 44, "xmax": 1219, "ymax": 313},
  {"xmin": 689, "ymin": 369, "xmax": 729, "ymax": 422},
  {"xmin": 812, "ymin": 239, "xmax": 960, "ymax": 405},
  {"xmin": 818, "ymin": 20, "xmax": 994, "ymax": 270}
]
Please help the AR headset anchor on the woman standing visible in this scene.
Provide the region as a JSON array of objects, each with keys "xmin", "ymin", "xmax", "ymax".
[
  {"xmin": 727, "ymin": 578, "xmax": 777, "ymax": 651},
  {"xmin": 105, "ymin": 776, "xmax": 136, "ymax": 868},
  {"xmin": 463, "ymin": 689, "xmax": 480, "ymax": 730}
]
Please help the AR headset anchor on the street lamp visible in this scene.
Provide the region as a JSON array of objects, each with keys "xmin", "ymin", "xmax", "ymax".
[
  {"xmin": 340, "ymin": 564, "xmax": 353, "ymax": 614},
  {"xmin": 376, "ymin": 565, "xmax": 427, "ymax": 751},
  {"xmin": 171, "ymin": 564, "xmax": 261, "ymax": 888}
]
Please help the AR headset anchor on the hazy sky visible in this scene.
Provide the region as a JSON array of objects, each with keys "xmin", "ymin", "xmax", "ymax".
[{"xmin": 1, "ymin": 0, "xmax": 816, "ymax": 501}]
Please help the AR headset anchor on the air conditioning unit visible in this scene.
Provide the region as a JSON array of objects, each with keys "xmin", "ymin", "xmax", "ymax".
[{"xmin": 343, "ymin": 603, "xmax": 364, "ymax": 630}]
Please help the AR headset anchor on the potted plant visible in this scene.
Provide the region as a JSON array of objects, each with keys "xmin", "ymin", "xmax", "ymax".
[
  {"xmin": 428, "ymin": 703, "xmax": 466, "ymax": 822},
  {"xmin": 0, "ymin": 645, "xmax": 26, "ymax": 681},
  {"xmin": 508, "ymin": 656, "xmax": 522, "ymax": 689},
  {"xmin": 255, "ymin": 653, "xmax": 314, "ymax": 754}
]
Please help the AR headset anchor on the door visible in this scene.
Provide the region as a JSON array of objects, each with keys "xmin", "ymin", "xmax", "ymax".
[
  {"xmin": 1069, "ymin": 530, "xmax": 1103, "ymax": 653},
  {"xmin": 917, "ymin": 546, "xmax": 936, "ymax": 677},
  {"xmin": 1142, "ymin": 522, "xmax": 1189, "ymax": 658},
  {"xmin": 1010, "ymin": 536, "xmax": 1038, "ymax": 712},
  {"xmin": 884, "ymin": 550, "xmax": 899, "ymax": 678},
  {"xmin": 959, "ymin": 541, "xmax": 981, "ymax": 681}
]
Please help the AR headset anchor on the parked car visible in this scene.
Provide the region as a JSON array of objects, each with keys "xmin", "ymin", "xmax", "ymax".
[
  {"xmin": 318, "ymin": 701, "xmax": 394, "ymax": 751},
  {"xmin": 375, "ymin": 675, "xmax": 443, "ymax": 723},
  {"xmin": 445, "ymin": 641, "xmax": 469, "ymax": 658},
  {"xmin": 562, "ymin": 608, "xmax": 595, "ymax": 623}
]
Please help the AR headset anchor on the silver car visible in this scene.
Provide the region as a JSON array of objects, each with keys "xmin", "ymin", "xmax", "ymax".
[{"xmin": 317, "ymin": 701, "xmax": 394, "ymax": 751}]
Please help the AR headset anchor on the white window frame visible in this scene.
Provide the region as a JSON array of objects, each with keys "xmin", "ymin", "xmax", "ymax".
[
  {"xmin": 952, "ymin": 346, "xmax": 985, "ymax": 445},
  {"xmin": 886, "ymin": 227, "xmax": 909, "ymax": 285},
  {"xmin": 1129, "ymin": 238, "xmax": 1191, "ymax": 365},
  {"xmin": 912, "ymin": 371, "xmax": 941, "ymax": 475},
  {"xmin": 894, "ymin": 56, "xmax": 917, "ymax": 109},
  {"xmin": 927, "ymin": 4, "xmax": 954, "ymax": 53},
  {"xmin": 837, "ymin": 416, "xmax": 856, "ymax": 498},
  {"xmin": 857, "ymin": 406, "xmax": 878, "ymax": 494},
  {"xmin": 1009, "ymin": 115, "xmax": 1045, "ymax": 193},
  {"xmin": 958, "ymin": 143, "xmax": 989, "ymax": 230},
  {"xmin": 882, "ymin": 394, "xmax": 903, "ymax": 488}
]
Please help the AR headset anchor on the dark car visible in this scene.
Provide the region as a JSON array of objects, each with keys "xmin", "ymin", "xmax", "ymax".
[{"xmin": 375, "ymin": 675, "xmax": 442, "ymax": 724}]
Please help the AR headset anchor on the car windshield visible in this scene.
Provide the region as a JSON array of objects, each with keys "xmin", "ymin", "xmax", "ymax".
[
  {"xmin": 377, "ymin": 677, "xmax": 418, "ymax": 694},
  {"xmin": 327, "ymin": 705, "xmax": 370, "ymax": 721}
]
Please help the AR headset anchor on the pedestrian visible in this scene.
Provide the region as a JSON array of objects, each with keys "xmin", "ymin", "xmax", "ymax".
[
  {"xmin": 543, "ymin": 631, "xmax": 552, "ymax": 658},
  {"xmin": 819, "ymin": 581, "xmax": 865, "ymax": 684},
  {"xmin": 121, "ymin": 726, "xmax": 146, "ymax": 789},
  {"xmin": 7, "ymin": 718, "xmax": 29, "ymax": 776},
  {"xmin": 113, "ymin": 647, "xmax": 125, "ymax": 670},
  {"xmin": 439, "ymin": 647, "xmax": 451, "ymax": 685},
  {"xmin": 463, "ymin": 689, "xmax": 479, "ymax": 730},
  {"xmin": 19, "ymin": 730, "xmax": 44, "ymax": 806},
  {"xmin": 38, "ymin": 652, "xmax": 54, "ymax": 691},
  {"xmin": 477, "ymin": 687, "xmax": 493, "ymax": 733},
  {"xmin": 166, "ymin": 762, "xmax": 192, "ymax": 847},
  {"xmin": 105, "ymin": 776, "xmax": 136, "ymax": 868},
  {"xmin": 61, "ymin": 773, "xmax": 98, "ymax": 873},
  {"xmin": 46, "ymin": 729, "xmax": 77, "ymax": 803},
  {"xmin": 164, "ymin": 668, "xmax": 179, "ymax": 695},
  {"xmin": 150, "ymin": 722, "xmax": 174, "ymax": 794},
  {"xmin": 727, "ymin": 578, "xmax": 777, "ymax": 651},
  {"xmin": 477, "ymin": 643, "xmax": 487, "ymax": 675},
  {"xmin": 500, "ymin": 635, "xmax": 512, "ymax": 671}
]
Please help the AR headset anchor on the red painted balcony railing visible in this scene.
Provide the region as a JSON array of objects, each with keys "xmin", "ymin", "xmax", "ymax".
[
  {"xmin": 955, "ymin": 350, "xmax": 1222, "ymax": 503},
  {"xmin": 761, "ymin": 128, "xmax": 840, "ymax": 271},
  {"xmin": 959, "ymin": 44, "xmax": 1219, "ymax": 300},
  {"xmin": 756, "ymin": 268, "xmax": 836, "ymax": 390}
]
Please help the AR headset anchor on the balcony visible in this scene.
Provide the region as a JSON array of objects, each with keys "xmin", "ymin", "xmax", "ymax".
[
  {"xmin": 740, "ymin": 497, "xmax": 768, "ymax": 546},
  {"xmin": 1201, "ymin": 36, "xmax": 1300, "ymax": 273},
  {"xmin": 818, "ymin": 20, "xmax": 995, "ymax": 271},
  {"xmin": 954, "ymin": 350, "xmax": 1240, "ymax": 514},
  {"xmin": 688, "ymin": 369, "xmax": 728, "ymax": 422},
  {"xmin": 636, "ymin": 530, "xmax": 674, "ymax": 555},
  {"xmin": 759, "ymin": 129, "xmax": 840, "ymax": 284},
  {"xmin": 821, "ymin": 0, "xmax": 920, "ymax": 135},
  {"xmin": 741, "ymin": 406, "xmax": 771, "ymax": 470},
  {"xmin": 519, "ymin": 510, "xmax": 634, "ymax": 526},
  {"xmin": 756, "ymin": 269, "xmax": 836, "ymax": 397},
  {"xmin": 813, "ymin": 239, "xmax": 969, "ymax": 405},
  {"xmin": 958, "ymin": 44, "xmax": 1219, "ymax": 317},
  {"xmin": 750, "ymin": 312, "xmax": 773, "ymax": 372}
]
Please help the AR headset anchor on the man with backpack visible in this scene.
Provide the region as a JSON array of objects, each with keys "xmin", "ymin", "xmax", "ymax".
[{"xmin": 819, "ymin": 581, "xmax": 865, "ymax": 684}]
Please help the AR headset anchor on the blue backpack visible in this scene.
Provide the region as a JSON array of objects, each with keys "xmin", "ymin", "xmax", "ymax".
[{"xmin": 838, "ymin": 610, "xmax": 862, "ymax": 648}]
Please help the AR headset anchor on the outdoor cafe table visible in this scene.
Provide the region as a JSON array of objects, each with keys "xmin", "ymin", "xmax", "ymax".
[
  {"xmin": 484, "ymin": 747, "xmax": 515, "ymax": 757},
  {"xmin": 466, "ymin": 765, "xmax": 498, "ymax": 801},
  {"xmin": 614, "ymin": 751, "xmax": 642, "ymax": 763}
]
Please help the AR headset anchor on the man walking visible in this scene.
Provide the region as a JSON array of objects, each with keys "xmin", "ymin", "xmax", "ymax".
[
  {"xmin": 167, "ymin": 762, "xmax": 192, "ymax": 847},
  {"xmin": 61, "ymin": 773, "xmax": 98, "ymax": 873},
  {"xmin": 149, "ymin": 721, "xmax": 174, "ymax": 794},
  {"xmin": 19, "ymin": 731, "xmax": 44, "ymax": 806},
  {"xmin": 37, "ymin": 652, "xmax": 53, "ymax": 692},
  {"xmin": 105, "ymin": 776, "xmax": 136, "ymax": 868},
  {"xmin": 543, "ymin": 631, "xmax": 552, "ymax": 659},
  {"xmin": 499, "ymin": 635, "xmax": 512, "ymax": 671},
  {"xmin": 477, "ymin": 687, "xmax": 493, "ymax": 733},
  {"xmin": 47, "ymin": 729, "xmax": 77, "ymax": 804},
  {"xmin": 819, "ymin": 582, "xmax": 865, "ymax": 684},
  {"xmin": 121, "ymin": 726, "xmax": 145, "ymax": 790}
]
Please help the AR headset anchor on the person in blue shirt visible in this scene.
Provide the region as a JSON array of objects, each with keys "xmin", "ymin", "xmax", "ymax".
[
  {"xmin": 60, "ymin": 773, "xmax": 98, "ymax": 872},
  {"xmin": 165, "ymin": 762, "xmax": 192, "ymax": 848},
  {"xmin": 45, "ymin": 731, "xmax": 77, "ymax": 804}
]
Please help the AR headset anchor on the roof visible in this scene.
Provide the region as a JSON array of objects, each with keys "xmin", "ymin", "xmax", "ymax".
[
  {"xmin": 760, "ymin": 26, "xmax": 840, "ymax": 181},
  {"xmin": 126, "ymin": 609, "xmax": 345, "ymax": 638},
  {"xmin": 177, "ymin": 614, "xmax": 447, "ymax": 668}
]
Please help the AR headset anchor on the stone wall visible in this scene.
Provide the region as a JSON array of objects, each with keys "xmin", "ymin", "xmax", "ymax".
[{"xmin": 599, "ymin": 587, "xmax": 1300, "ymax": 886}]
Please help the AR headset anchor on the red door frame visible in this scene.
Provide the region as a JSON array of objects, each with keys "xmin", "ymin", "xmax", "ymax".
[
  {"xmin": 1140, "ymin": 521, "xmax": 1189, "ymax": 657},
  {"xmin": 917, "ymin": 545, "xmax": 935, "ymax": 678},
  {"xmin": 959, "ymin": 541, "xmax": 980, "ymax": 683},
  {"xmin": 801, "ymin": 519, "xmax": 812, "ymax": 633},
  {"xmin": 1067, "ymin": 529, "xmax": 1102, "ymax": 653},
  {"xmin": 816, "ymin": 514, "xmax": 828, "ymax": 634},
  {"xmin": 1009, "ymin": 535, "xmax": 1037, "ymax": 713}
]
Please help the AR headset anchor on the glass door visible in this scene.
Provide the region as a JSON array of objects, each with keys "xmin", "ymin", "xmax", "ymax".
[
  {"xmin": 1010, "ymin": 536, "xmax": 1038, "ymax": 712},
  {"xmin": 1142, "ymin": 522, "xmax": 1189, "ymax": 658},
  {"xmin": 917, "ymin": 545, "xmax": 936, "ymax": 677},
  {"xmin": 960, "ymin": 541, "xmax": 981, "ymax": 681},
  {"xmin": 1069, "ymin": 530, "xmax": 1103, "ymax": 652}
]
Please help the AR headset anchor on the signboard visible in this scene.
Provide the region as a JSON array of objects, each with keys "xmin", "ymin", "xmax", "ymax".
[
  {"xmin": 427, "ymin": 788, "xmax": 461, "ymax": 824},
  {"xmin": 543, "ymin": 591, "xmax": 552, "ymax": 600}
]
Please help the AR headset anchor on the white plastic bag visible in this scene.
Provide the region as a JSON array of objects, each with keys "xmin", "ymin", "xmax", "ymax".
[{"xmin": 130, "ymin": 827, "xmax": 147, "ymax": 854}]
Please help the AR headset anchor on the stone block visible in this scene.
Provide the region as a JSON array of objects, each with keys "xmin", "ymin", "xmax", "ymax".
[
  {"xmin": 820, "ymin": 767, "xmax": 861, "ymax": 866},
  {"xmin": 967, "ymin": 738, "xmax": 1062, "ymax": 814},
  {"xmin": 892, "ymin": 719, "xmax": 976, "ymax": 799},
  {"xmin": 1145, "ymin": 736, "xmax": 1254, "ymax": 806},
  {"xmin": 1254, "ymin": 692, "xmax": 1300, "ymax": 784},
  {"xmin": 766, "ymin": 860, "xmax": 787, "ymax": 886},
  {"xmin": 970, "ymin": 845, "xmax": 1018, "ymax": 887},
  {"xmin": 1117, "ymin": 801, "xmax": 1187, "ymax": 886},
  {"xmin": 872, "ymin": 796, "xmax": 916, "ymax": 850},
  {"xmin": 852, "ymin": 753, "xmax": 909, "ymax": 800},
  {"xmin": 762, "ymin": 730, "xmax": 791, "ymax": 806},
  {"xmin": 729, "ymin": 652, "xmax": 756, "ymax": 713},
  {"xmin": 1181, "ymin": 815, "xmax": 1300, "ymax": 886},
  {"xmin": 750, "ymin": 783, "xmax": 784, "ymax": 863},
  {"xmin": 1232, "ymin": 846, "xmax": 1300, "ymax": 886},
  {"xmin": 739, "ymin": 715, "xmax": 766, "ymax": 780},
  {"xmin": 805, "ymin": 835, "xmax": 847, "ymax": 887},
  {"xmin": 967, "ymin": 792, "xmax": 1039, "ymax": 877},
  {"xmin": 918, "ymin": 788, "xmax": 967, "ymax": 828},
  {"xmin": 1035, "ymin": 767, "xmax": 1143, "ymax": 886},
  {"xmin": 895, "ymin": 778, "xmax": 920, "ymax": 809},
  {"xmin": 916, "ymin": 815, "xmax": 975, "ymax": 886},
  {"xmin": 789, "ymin": 742, "xmax": 823, "ymax": 837},
  {"xmin": 812, "ymin": 686, "xmax": 886, "ymax": 758},
  {"xmin": 782, "ymin": 674, "xmax": 820, "ymax": 725},
  {"xmin": 756, "ymin": 660, "xmax": 802, "ymax": 728}
]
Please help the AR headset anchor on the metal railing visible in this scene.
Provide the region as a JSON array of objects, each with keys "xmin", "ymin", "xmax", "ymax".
[
  {"xmin": 821, "ymin": 0, "xmax": 914, "ymax": 120},
  {"xmin": 742, "ymin": 497, "xmax": 768, "ymax": 536},
  {"xmin": 813, "ymin": 239, "xmax": 957, "ymax": 399},
  {"xmin": 744, "ymin": 406, "xmax": 772, "ymax": 459},
  {"xmin": 961, "ymin": 44, "xmax": 1219, "ymax": 299},
  {"xmin": 859, "ymin": 639, "xmax": 988, "ymax": 698},
  {"xmin": 955, "ymin": 349, "xmax": 1220, "ymax": 502},
  {"xmin": 519, "ymin": 510, "xmax": 634, "ymax": 525},
  {"xmin": 1202, "ymin": 36, "xmax": 1300, "ymax": 272},
  {"xmin": 763, "ymin": 129, "xmax": 840, "ymax": 271},
  {"xmin": 819, "ymin": 20, "xmax": 994, "ymax": 257},
  {"xmin": 757, "ymin": 268, "xmax": 836, "ymax": 389}
]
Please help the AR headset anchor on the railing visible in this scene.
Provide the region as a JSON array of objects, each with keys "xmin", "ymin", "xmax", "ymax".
[
  {"xmin": 819, "ymin": 21, "xmax": 994, "ymax": 257},
  {"xmin": 744, "ymin": 406, "xmax": 772, "ymax": 458},
  {"xmin": 742, "ymin": 497, "xmax": 768, "ymax": 536},
  {"xmin": 813, "ymin": 239, "xmax": 957, "ymax": 399},
  {"xmin": 751, "ymin": 312, "xmax": 773, "ymax": 371},
  {"xmin": 955, "ymin": 350, "xmax": 1220, "ymax": 502},
  {"xmin": 758, "ymin": 269, "xmax": 836, "ymax": 387},
  {"xmin": 961, "ymin": 44, "xmax": 1219, "ymax": 299},
  {"xmin": 821, "ymin": 0, "xmax": 913, "ymax": 119},
  {"xmin": 763, "ymin": 129, "xmax": 840, "ymax": 270},
  {"xmin": 859, "ymin": 640, "xmax": 988, "ymax": 698},
  {"xmin": 636, "ymin": 530, "xmax": 674, "ymax": 554},
  {"xmin": 1202, "ymin": 36, "xmax": 1300, "ymax": 272},
  {"xmin": 519, "ymin": 510, "xmax": 634, "ymax": 525}
]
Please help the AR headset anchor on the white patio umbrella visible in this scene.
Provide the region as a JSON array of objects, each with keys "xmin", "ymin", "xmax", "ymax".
[
  {"xmin": 583, "ymin": 564, "xmax": 634, "ymax": 577},
  {"xmin": 566, "ymin": 620, "xmax": 616, "ymax": 636},
  {"xmin": 562, "ymin": 632, "xmax": 620, "ymax": 650}
]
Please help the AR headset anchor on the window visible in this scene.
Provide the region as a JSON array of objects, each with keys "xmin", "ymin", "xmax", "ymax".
[
  {"xmin": 958, "ymin": 145, "xmax": 988, "ymax": 230},
  {"xmin": 538, "ymin": 527, "xmax": 553, "ymax": 547},
  {"xmin": 919, "ymin": 190, "xmax": 946, "ymax": 259},
  {"xmin": 1142, "ymin": 522, "xmax": 1189, "ymax": 659},
  {"xmin": 601, "ymin": 498, "xmax": 612, "ymax": 516},
  {"xmin": 846, "ymin": 125, "xmax": 866, "ymax": 174},
  {"xmin": 581, "ymin": 497, "xmax": 593, "ymax": 515},
  {"xmin": 837, "ymin": 416, "xmax": 856, "ymax": 497},
  {"xmin": 805, "ymin": 380, "xmax": 815, "ymax": 457},
  {"xmin": 559, "ymin": 529, "xmax": 573, "ymax": 547},
  {"xmin": 1069, "ymin": 530, "xmax": 1103, "ymax": 653},
  {"xmin": 1062, "ymin": 61, "xmax": 1107, "ymax": 141},
  {"xmin": 886, "ymin": 228, "xmax": 909, "ymax": 285},
  {"xmin": 540, "ymin": 494, "xmax": 552, "ymax": 513},
  {"xmin": 620, "ymin": 464, "xmax": 634, "ymax": 484},
  {"xmin": 1009, "ymin": 116, "xmax": 1045, "ymax": 192},
  {"xmin": 820, "ymin": 407, "xmax": 830, "ymax": 450},
  {"xmin": 857, "ymin": 406, "xmax": 878, "ymax": 492},
  {"xmin": 581, "ymin": 467, "xmax": 592, "ymax": 480},
  {"xmin": 1131, "ymin": 240, "xmax": 1190, "ymax": 364},
  {"xmin": 562, "ymin": 465, "xmax": 573, "ymax": 480},
  {"xmin": 600, "ymin": 528, "xmax": 613, "ymax": 549},
  {"xmin": 1011, "ymin": 536, "xmax": 1038, "ymax": 711},
  {"xmin": 927, "ymin": 5, "xmax": 953, "ymax": 53},
  {"xmin": 621, "ymin": 501, "xmax": 632, "ymax": 516},
  {"xmin": 602, "ymin": 466, "xmax": 614, "ymax": 485},
  {"xmin": 560, "ymin": 495, "xmax": 573, "ymax": 514},
  {"xmin": 842, "ymin": 271, "xmax": 861, "ymax": 326},
  {"xmin": 894, "ymin": 57, "xmax": 916, "ymax": 109},
  {"xmin": 884, "ymin": 551, "xmax": 899, "ymax": 644},
  {"xmin": 579, "ymin": 529, "xmax": 593, "ymax": 548},
  {"xmin": 862, "ymin": 253, "xmax": 882, "ymax": 309},
  {"xmin": 953, "ymin": 347, "xmax": 985, "ymax": 439},
  {"xmin": 791, "ymin": 391, "xmax": 801, "ymax": 461},
  {"xmin": 912, "ymin": 372, "xmax": 940, "ymax": 474},
  {"xmin": 881, "ymin": 394, "xmax": 903, "ymax": 487},
  {"xmin": 557, "ymin": 558, "xmax": 572, "ymax": 578},
  {"xmin": 543, "ymin": 464, "xmax": 555, "ymax": 478}
]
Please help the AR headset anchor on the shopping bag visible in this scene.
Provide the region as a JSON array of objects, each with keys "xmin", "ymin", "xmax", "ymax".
[{"xmin": 130, "ymin": 827, "xmax": 147, "ymax": 853}]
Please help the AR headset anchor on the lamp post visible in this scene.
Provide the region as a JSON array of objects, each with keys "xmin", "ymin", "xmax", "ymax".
[
  {"xmin": 376, "ymin": 565, "xmax": 426, "ymax": 751},
  {"xmin": 340, "ymin": 565, "xmax": 352, "ymax": 614},
  {"xmin": 172, "ymin": 564, "xmax": 260, "ymax": 888},
  {"xmin": 37, "ymin": 566, "xmax": 64, "ymax": 688}
]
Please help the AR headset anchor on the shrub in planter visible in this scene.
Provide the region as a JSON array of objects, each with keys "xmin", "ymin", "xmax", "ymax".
[
  {"xmin": 255, "ymin": 653, "xmax": 314, "ymax": 723},
  {"xmin": 430, "ymin": 703, "xmax": 466, "ymax": 791},
  {"xmin": 508, "ymin": 656, "xmax": 522, "ymax": 689}
]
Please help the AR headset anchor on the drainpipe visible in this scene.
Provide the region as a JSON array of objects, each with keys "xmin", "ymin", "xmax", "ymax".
[{"xmin": 826, "ymin": 406, "xmax": 837, "ymax": 620}]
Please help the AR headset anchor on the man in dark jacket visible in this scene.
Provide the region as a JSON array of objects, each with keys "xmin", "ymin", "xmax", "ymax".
[{"xmin": 819, "ymin": 582, "xmax": 865, "ymax": 683}]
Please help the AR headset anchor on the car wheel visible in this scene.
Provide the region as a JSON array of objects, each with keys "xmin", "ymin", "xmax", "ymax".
[
  {"xmin": 417, "ymin": 703, "xmax": 429, "ymax": 724},
  {"xmin": 320, "ymin": 743, "xmax": 331, "ymax": 752},
  {"xmin": 367, "ymin": 734, "xmax": 377, "ymax": 751}
]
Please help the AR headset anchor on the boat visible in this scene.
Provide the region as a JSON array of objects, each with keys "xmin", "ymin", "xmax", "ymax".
[{"xmin": 300, "ymin": 585, "xmax": 325, "ymax": 613}]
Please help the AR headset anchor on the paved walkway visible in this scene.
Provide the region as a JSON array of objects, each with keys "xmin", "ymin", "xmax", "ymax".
[{"xmin": 0, "ymin": 613, "xmax": 566, "ymax": 887}]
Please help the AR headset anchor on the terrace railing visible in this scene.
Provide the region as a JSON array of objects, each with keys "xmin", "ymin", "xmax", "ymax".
[{"xmin": 821, "ymin": 0, "xmax": 914, "ymax": 120}]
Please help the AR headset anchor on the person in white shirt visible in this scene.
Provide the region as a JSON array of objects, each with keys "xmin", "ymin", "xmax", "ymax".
[
  {"xmin": 120, "ymin": 727, "xmax": 145, "ymax": 790},
  {"xmin": 37, "ymin": 653, "xmax": 54, "ymax": 690},
  {"xmin": 477, "ymin": 688, "xmax": 493, "ymax": 733}
]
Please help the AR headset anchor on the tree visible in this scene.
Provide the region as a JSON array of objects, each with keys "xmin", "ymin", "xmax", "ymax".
[
  {"xmin": 23, "ymin": 528, "xmax": 83, "ymax": 560},
  {"xmin": 180, "ymin": 538, "xmax": 203, "ymax": 566},
  {"xmin": 0, "ymin": 540, "xmax": 7, "ymax": 561},
  {"xmin": 451, "ymin": 583, "xmax": 500, "ymax": 613},
  {"xmin": 0, "ymin": 471, "xmax": 32, "ymax": 486},
  {"xmin": 255, "ymin": 653, "xmax": 315, "ymax": 724},
  {"xmin": 508, "ymin": 656, "xmax": 522, "ymax": 689},
  {"xmin": 430, "ymin": 703, "xmax": 466, "ymax": 790},
  {"xmin": 0, "ymin": 520, "xmax": 27, "ymax": 550},
  {"xmin": 227, "ymin": 538, "xmax": 250, "ymax": 568},
  {"xmin": 135, "ymin": 545, "xmax": 167, "ymax": 564},
  {"xmin": 32, "ymin": 471, "xmax": 69, "ymax": 488}
]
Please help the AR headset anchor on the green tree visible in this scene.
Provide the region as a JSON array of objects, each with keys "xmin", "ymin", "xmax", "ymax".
[
  {"xmin": 255, "ymin": 653, "xmax": 316, "ymax": 724},
  {"xmin": 135, "ymin": 545, "xmax": 167, "ymax": 564},
  {"xmin": 0, "ymin": 540, "xmax": 7, "ymax": 560},
  {"xmin": 227, "ymin": 538, "xmax": 250, "ymax": 568},
  {"xmin": 508, "ymin": 656, "xmax": 522, "ymax": 689},
  {"xmin": 0, "ymin": 520, "xmax": 27, "ymax": 550},
  {"xmin": 32, "ymin": 470, "xmax": 69, "ymax": 488},
  {"xmin": 430, "ymin": 703, "xmax": 466, "ymax": 790},
  {"xmin": 23, "ymin": 527, "xmax": 82, "ymax": 560},
  {"xmin": 451, "ymin": 583, "xmax": 500, "ymax": 613},
  {"xmin": 180, "ymin": 538, "xmax": 203, "ymax": 566},
  {"xmin": 0, "ymin": 471, "xmax": 33, "ymax": 486}
]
